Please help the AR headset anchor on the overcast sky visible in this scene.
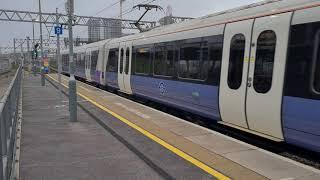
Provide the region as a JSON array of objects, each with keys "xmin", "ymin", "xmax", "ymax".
[{"xmin": 0, "ymin": 0, "xmax": 263, "ymax": 51}]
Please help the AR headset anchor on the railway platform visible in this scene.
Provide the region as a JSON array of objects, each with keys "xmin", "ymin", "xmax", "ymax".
[{"xmin": 17, "ymin": 73, "xmax": 320, "ymax": 180}]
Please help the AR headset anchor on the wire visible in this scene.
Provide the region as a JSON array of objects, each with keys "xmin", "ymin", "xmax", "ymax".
[
  {"xmin": 76, "ymin": 0, "xmax": 156, "ymax": 36},
  {"xmin": 94, "ymin": 1, "xmax": 120, "ymax": 16},
  {"xmin": 116, "ymin": 0, "xmax": 156, "ymax": 18}
]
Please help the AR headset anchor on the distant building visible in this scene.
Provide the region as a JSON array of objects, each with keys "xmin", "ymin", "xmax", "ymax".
[
  {"xmin": 87, "ymin": 19, "xmax": 122, "ymax": 43},
  {"xmin": 159, "ymin": 5, "xmax": 193, "ymax": 26}
]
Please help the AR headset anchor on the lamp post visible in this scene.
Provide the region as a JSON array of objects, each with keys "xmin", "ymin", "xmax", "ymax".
[
  {"xmin": 39, "ymin": 0, "xmax": 45, "ymax": 86},
  {"xmin": 32, "ymin": 18, "xmax": 36, "ymax": 75},
  {"xmin": 67, "ymin": 0, "xmax": 77, "ymax": 122},
  {"xmin": 56, "ymin": 8, "xmax": 62, "ymax": 97}
]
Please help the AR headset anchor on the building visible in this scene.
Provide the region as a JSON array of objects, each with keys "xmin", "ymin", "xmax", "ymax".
[{"xmin": 87, "ymin": 19, "xmax": 122, "ymax": 43}]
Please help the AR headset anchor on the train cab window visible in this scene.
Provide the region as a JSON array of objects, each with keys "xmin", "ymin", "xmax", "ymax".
[
  {"xmin": 253, "ymin": 30, "xmax": 277, "ymax": 94},
  {"xmin": 120, "ymin": 48, "xmax": 124, "ymax": 73},
  {"xmin": 154, "ymin": 44, "xmax": 174, "ymax": 77},
  {"xmin": 179, "ymin": 40, "xmax": 203, "ymax": 80},
  {"xmin": 313, "ymin": 30, "xmax": 320, "ymax": 93},
  {"xmin": 91, "ymin": 50, "xmax": 99, "ymax": 71},
  {"xmin": 107, "ymin": 49, "xmax": 118, "ymax": 72},
  {"xmin": 135, "ymin": 47, "xmax": 151, "ymax": 75},
  {"xmin": 228, "ymin": 34, "xmax": 245, "ymax": 90},
  {"xmin": 125, "ymin": 47, "xmax": 130, "ymax": 74}
]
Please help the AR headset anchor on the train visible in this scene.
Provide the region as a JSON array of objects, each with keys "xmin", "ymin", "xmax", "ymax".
[{"xmin": 61, "ymin": 0, "xmax": 320, "ymax": 153}]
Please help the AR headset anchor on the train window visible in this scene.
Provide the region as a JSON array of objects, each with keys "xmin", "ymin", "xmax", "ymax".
[
  {"xmin": 135, "ymin": 47, "xmax": 151, "ymax": 75},
  {"xmin": 207, "ymin": 35, "xmax": 223, "ymax": 86},
  {"xmin": 154, "ymin": 44, "xmax": 174, "ymax": 76},
  {"xmin": 62, "ymin": 54, "xmax": 70, "ymax": 72},
  {"xmin": 228, "ymin": 34, "xmax": 245, "ymax": 90},
  {"xmin": 285, "ymin": 23, "xmax": 317, "ymax": 99},
  {"xmin": 91, "ymin": 50, "xmax": 99, "ymax": 71},
  {"xmin": 313, "ymin": 31, "xmax": 320, "ymax": 93},
  {"xmin": 131, "ymin": 49, "xmax": 136, "ymax": 74},
  {"xmin": 120, "ymin": 48, "xmax": 124, "ymax": 73},
  {"xmin": 125, "ymin": 47, "xmax": 130, "ymax": 74},
  {"xmin": 179, "ymin": 41, "xmax": 202, "ymax": 80},
  {"xmin": 253, "ymin": 30, "xmax": 276, "ymax": 94},
  {"xmin": 200, "ymin": 41, "xmax": 209, "ymax": 80},
  {"xmin": 107, "ymin": 49, "xmax": 118, "ymax": 72}
]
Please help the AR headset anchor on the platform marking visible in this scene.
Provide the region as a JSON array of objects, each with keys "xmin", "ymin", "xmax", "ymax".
[
  {"xmin": 47, "ymin": 74, "xmax": 230, "ymax": 180},
  {"xmin": 115, "ymin": 102, "xmax": 151, "ymax": 119},
  {"xmin": 79, "ymin": 86, "xmax": 92, "ymax": 92}
]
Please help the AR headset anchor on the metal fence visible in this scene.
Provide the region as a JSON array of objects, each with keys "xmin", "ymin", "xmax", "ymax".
[
  {"xmin": 0, "ymin": 57, "xmax": 11, "ymax": 75},
  {"xmin": 0, "ymin": 66, "xmax": 22, "ymax": 180}
]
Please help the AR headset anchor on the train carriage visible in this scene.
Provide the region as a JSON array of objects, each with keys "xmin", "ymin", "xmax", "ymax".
[{"xmin": 61, "ymin": 0, "xmax": 320, "ymax": 152}]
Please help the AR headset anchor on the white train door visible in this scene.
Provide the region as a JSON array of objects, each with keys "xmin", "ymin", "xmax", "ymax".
[
  {"xmin": 220, "ymin": 13, "xmax": 292, "ymax": 140},
  {"xmin": 246, "ymin": 13, "xmax": 292, "ymax": 139},
  {"xmin": 101, "ymin": 44, "xmax": 109, "ymax": 86},
  {"xmin": 219, "ymin": 19, "xmax": 254, "ymax": 129},
  {"xmin": 118, "ymin": 42, "xmax": 132, "ymax": 94},
  {"xmin": 123, "ymin": 42, "xmax": 133, "ymax": 94},
  {"xmin": 98, "ymin": 46, "xmax": 105, "ymax": 85},
  {"xmin": 85, "ymin": 49, "xmax": 92, "ymax": 81},
  {"xmin": 118, "ymin": 43, "xmax": 125, "ymax": 92}
]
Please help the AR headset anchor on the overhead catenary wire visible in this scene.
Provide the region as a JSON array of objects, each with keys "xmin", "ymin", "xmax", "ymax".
[
  {"xmin": 117, "ymin": 0, "xmax": 156, "ymax": 18},
  {"xmin": 78, "ymin": 0, "xmax": 156, "ymax": 35},
  {"xmin": 94, "ymin": 1, "xmax": 120, "ymax": 16},
  {"xmin": 71, "ymin": 0, "xmax": 158, "ymax": 38}
]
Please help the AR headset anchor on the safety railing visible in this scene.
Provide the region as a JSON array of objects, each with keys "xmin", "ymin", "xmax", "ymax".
[
  {"xmin": 0, "ymin": 58, "xmax": 11, "ymax": 75},
  {"xmin": 0, "ymin": 66, "xmax": 22, "ymax": 180}
]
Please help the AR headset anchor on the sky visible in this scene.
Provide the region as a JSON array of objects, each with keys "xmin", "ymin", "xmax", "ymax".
[{"xmin": 0, "ymin": 0, "xmax": 264, "ymax": 52}]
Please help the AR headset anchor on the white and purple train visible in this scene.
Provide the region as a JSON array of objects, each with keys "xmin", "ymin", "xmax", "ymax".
[{"xmin": 61, "ymin": 0, "xmax": 320, "ymax": 152}]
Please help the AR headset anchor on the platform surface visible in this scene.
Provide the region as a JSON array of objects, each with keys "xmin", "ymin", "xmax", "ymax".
[
  {"xmin": 20, "ymin": 74, "xmax": 221, "ymax": 180},
  {"xmin": 46, "ymin": 73, "xmax": 320, "ymax": 180}
]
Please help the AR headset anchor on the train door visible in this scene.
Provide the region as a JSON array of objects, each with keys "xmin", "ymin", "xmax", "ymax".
[
  {"xmin": 219, "ymin": 13, "xmax": 292, "ymax": 140},
  {"xmin": 101, "ymin": 44, "xmax": 109, "ymax": 86},
  {"xmin": 118, "ymin": 43, "xmax": 125, "ymax": 92},
  {"xmin": 117, "ymin": 42, "xmax": 132, "ymax": 94},
  {"xmin": 85, "ymin": 49, "xmax": 92, "ymax": 81},
  {"xmin": 123, "ymin": 42, "xmax": 133, "ymax": 94},
  {"xmin": 246, "ymin": 12, "xmax": 292, "ymax": 139},
  {"xmin": 219, "ymin": 19, "xmax": 254, "ymax": 129}
]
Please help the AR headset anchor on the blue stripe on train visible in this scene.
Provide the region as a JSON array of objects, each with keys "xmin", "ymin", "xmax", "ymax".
[
  {"xmin": 131, "ymin": 75, "xmax": 220, "ymax": 120},
  {"xmin": 106, "ymin": 72, "xmax": 119, "ymax": 89},
  {"xmin": 283, "ymin": 96, "xmax": 320, "ymax": 152}
]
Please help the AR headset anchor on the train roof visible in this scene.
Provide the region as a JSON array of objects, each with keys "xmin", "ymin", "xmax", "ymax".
[{"xmin": 65, "ymin": 0, "xmax": 319, "ymax": 53}]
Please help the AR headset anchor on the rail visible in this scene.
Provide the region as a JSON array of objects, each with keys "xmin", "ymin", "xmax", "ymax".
[{"xmin": 0, "ymin": 66, "xmax": 22, "ymax": 180}]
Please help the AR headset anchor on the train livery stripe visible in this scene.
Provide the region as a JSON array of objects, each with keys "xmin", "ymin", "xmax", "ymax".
[{"xmin": 46, "ymin": 74, "xmax": 230, "ymax": 180}]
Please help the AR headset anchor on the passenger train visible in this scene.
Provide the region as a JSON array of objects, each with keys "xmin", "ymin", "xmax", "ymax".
[{"xmin": 61, "ymin": 0, "xmax": 320, "ymax": 152}]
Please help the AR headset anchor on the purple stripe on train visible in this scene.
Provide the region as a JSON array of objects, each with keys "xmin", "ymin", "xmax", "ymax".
[{"xmin": 283, "ymin": 96, "xmax": 320, "ymax": 152}]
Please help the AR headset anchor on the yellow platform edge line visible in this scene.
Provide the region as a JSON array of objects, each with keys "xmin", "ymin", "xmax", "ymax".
[{"xmin": 46, "ymin": 74, "xmax": 230, "ymax": 180}]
